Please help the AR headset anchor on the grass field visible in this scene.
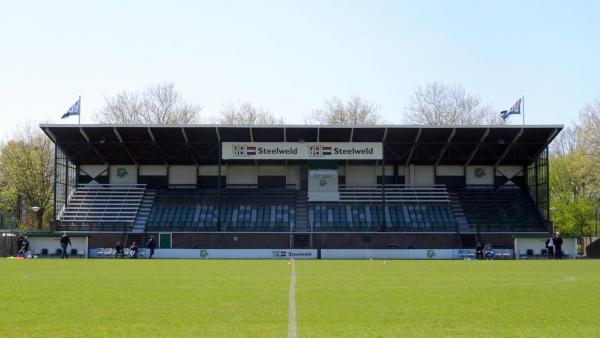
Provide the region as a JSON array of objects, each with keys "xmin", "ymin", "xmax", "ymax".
[{"xmin": 1, "ymin": 259, "xmax": 599, "ymax": 337}]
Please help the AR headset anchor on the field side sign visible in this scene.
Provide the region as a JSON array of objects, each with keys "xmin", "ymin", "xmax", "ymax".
[{"xmin": 222, "ymin": 142, "xmax": 383, "ymax": 160}]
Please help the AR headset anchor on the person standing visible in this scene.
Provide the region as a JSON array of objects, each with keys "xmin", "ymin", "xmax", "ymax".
[
  {"xmin": 115, "ymin": 241, "xmax": 124, "ymax": 259},
  {"xmin": 146, "ymin": 236, "xmax": 157, "ymax": 259},
  {"xmin": 17, "ymin": 234, "xmax": 24, "ymax": 253},
  {"xmin": 18, "ymin": 236, "xmax": 30, "ymax": 258},
  {"xmin": 475, "ymin": 242, "xmax": 484, "ymax": 260},
  {"xmin": 484, "ymin": 242, "xmax": 494, "ymax": 260},
  {"xmin": 554, "ymin": 232, "xmax": 563, "ymax": 259},
  {"xmin": 60, "ymin": 232, "xmax": 71, "ymax": 259},
  {"xmin": 130, "ymin": 242, "xmax": 139, "ymax": 259},
  {"xmin": 545, "ymin": 234, "xmax": 554, "ymax": 259}
]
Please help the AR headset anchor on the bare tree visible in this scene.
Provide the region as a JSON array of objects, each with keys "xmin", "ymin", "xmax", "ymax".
[
  {"xmin": 404, "ymin": 82, "xmax": 501, "ymax": 125},
  {"xmin": 95, "ymin": 83, "xmax": 202, "ymax": 124},
  {"xmin": 550, "ymin": 126, "xmax": 579, "ymax": 156},
  {"xmin": 218, "ymin": 101, "xmax": 283, "ymax": 125},
  {"xmin": 577, "ymin": 98, "xmax": 600, "ymax": 157},
  {"xmin": 306, "ymin": 96, "xmax": 381, "ymax": 125}
]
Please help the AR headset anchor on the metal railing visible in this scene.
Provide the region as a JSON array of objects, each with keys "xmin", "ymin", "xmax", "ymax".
[{"xmin": 338, "ymin": 184, "xmax": 450, "ymax": 203}]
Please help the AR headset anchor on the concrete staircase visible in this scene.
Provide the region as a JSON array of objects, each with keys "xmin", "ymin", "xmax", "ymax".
[
  {"xmin": 132, "ymin": 190, "xmax": 156, "ymax": 233},
  {"xmin": 295, "ymin": 191, "xmax": 308, "ymax": 231},
  {"xmin": 448, "ymin": 191, "xmax": 473, "ymax": 233}
]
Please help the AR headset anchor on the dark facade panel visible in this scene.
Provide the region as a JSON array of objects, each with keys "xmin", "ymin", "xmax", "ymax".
[
  {"xmin": 318, "ymin": 128, "xmax": 352, "ymax": 142},
  {"xmin": 42, "ymin": 125, "xmax": 562, "ymax": 166},
  {"xmin": 251, "ymin": 128, "xmax": 284, "ymax": 142}
]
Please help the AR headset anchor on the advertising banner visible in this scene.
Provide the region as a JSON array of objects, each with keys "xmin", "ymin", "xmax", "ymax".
[{"xmin": 222, "ymin": 142, "xmax": 382, "ymax": 160}]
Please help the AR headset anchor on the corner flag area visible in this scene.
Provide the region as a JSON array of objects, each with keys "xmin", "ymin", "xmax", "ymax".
[{"xmin": 1, "ymin": 260, "xmax": 598, "ymax": 337}]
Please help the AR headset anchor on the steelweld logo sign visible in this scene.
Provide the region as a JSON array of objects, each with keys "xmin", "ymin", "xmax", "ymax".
[
  {"xmin": 223, "ymin": 142, "xmax": 382, "ymax": 160},
  {"xmin": 272, "ymin": 250, "xmax": 315, "ymax": 258}
]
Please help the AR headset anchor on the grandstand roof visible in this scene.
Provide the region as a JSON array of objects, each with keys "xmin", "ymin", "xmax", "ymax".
[{"xmin": 40, "ymin": 124, "xmax": 562, "ymax": 166}]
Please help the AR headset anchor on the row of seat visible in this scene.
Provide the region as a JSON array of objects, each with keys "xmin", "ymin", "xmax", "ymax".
[
  {"xmin": 146, "ymin": 204, "xmax": 294, "ymax": 231},
  {"xmin": 456, "ymin": 188, "xmax": 545, "ymax": 231},
  {"xmin": 309, "ymin": 204, "xmax": 457, "ymax": 230},
  {"xmin": 57, "ymin": 185, "xmax": 545, "ymax": 233},
  {"xmin": 60, "ymin": 185, "xmax": 146, "ymax": 224},
  {"xmin": 145, "ymin": 203, "xmax": 456, "ymax": 231}
]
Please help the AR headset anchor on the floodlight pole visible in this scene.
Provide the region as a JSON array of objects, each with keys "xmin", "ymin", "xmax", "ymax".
[{"xmin": 31, "ymin": 206, "xmax": 40, "ymax": 229}]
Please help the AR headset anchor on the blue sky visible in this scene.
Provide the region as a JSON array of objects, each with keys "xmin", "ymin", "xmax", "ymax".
[{"xmin": 1, "ymin": 0, "xmax": 598, "ymax": 139}]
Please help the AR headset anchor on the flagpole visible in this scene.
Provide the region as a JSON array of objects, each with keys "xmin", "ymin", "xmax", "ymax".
[
  {"xmin": 522, "ymin": 95, "xmax": 524, "ymax": 125},
  {"xmin": 78, "ymin": 95, "xmax": 81, "ymax": 124}
]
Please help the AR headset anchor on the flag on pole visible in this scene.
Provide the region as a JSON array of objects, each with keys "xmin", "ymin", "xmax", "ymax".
[
  {"xmin": 61, "ymin": 98, "xmax": 81, "ymax": 119},
  {"xmin": 500, "ymin": 98, "xmax": 521, "ymax": 120}
]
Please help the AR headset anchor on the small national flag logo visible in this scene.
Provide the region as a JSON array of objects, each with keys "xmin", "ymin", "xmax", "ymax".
[
  {"xmin": 232, "ymin": 144, "xmax": 257, "ymax": 157},
  {"xmin": 309, "ymin": 145, "xmax": 333, "ymax": 157}
]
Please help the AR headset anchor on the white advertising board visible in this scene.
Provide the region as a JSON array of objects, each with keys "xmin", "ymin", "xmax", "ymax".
[
  {"xmin": 90, "ymin": 248, "xmax": 317, "ymax": 259},
  {"xmin": 222, "ymin": 142, "xmax": 382, "ymax": 160},
  {"xmin": 321, "ymin": 249, "xmax": 455, "ymax": 259}
]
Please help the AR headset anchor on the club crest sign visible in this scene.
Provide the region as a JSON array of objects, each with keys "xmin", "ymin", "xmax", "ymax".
[
  {"xmin": 222, "ymin": 142, "xmax": 382, "ymax": 160},
  {"xmin": 116, "ymin": 168, "xmax": 128, "ymax": 178},
  {"xmin": 474, "ymin": 168, "xmax": 486, "ymax": 178}
]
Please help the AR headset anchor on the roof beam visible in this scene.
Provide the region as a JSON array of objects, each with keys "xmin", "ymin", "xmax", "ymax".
[
  {"xmin": 79, "ymin": 127, "xmax": 90, "ymax": 142},
  {"xmin": 435, "ymin": 128, "xmax": 456, "ymax": 166},
  {"xmin": 405, "ymin": 128, "xmax": 422, "ymax": 165},
  {"xmin": 147, "ymin": 127, "xmax": 156, "ymax": 142},
  {"xmin": 79, "ymin": 127, "xmax": 104, "ymax": 160},
  {"xmin": 249, "ymin": 127, "xmax": 257, "ymax": 166},
  {"xmin": 44, "ymin": 127, "xmax": 57, "ymax": 143},
  {"xmin": 181, "ymin": 128, "xmax": 189, "ymax": 144},
  {"xmin": 113, "ymin": 127, "xmax": 124, "ymax": 143},
  {"xmin": 495, "ymin": 128, "xmax": 524, "ymax": 166},
  {"xmin": 146, "ymin": 127, "xmax": 169, "ymax": 164},
  {"xmin": 181, "ymin": 128, "xmax": 198, "ymax": 164},
  {"xmin": 113, "ymin": 127, "xmax": 137, "ymax": 164},
  {"xmin": 532, "ymin": 127, "xmax": 560, "ymax": 159},
  {"xmin": 465, "ymin": 128, "xmax": 490, "ymax": 166},
  {"xmin": 546, "ymin": 128, "xmax": 560, "ymax": 144},
  {"xmin": 345, "ymin": 128, "xmax": 355, "ymax": 167}
]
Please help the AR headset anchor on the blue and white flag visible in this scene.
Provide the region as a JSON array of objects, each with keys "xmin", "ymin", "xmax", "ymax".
[
  {"xmin": 61, "ymin": 98, "xmax": 81, "ymax": 119},
  {"xmin": 500, "ymin": 98, "xmax": 521, "ymax": 120}
]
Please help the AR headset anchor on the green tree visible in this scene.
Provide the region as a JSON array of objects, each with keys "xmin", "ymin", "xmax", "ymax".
[
  {"xmin": 0, "ymin": 123, "xmax": 54, "ymax": 229},
  {"xmin": 549, "ymin": 148, "xmax": 597, "ymax": 237}
]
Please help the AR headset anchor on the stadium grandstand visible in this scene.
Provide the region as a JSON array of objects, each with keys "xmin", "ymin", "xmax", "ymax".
[{"xmin": 41, "ymin": 124, "xmax": 560, "ymax": 252}]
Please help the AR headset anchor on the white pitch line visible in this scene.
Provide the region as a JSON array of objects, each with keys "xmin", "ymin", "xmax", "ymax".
[{"xmin": 288, "ymin": 260, "xmax": 298, "ymax": 338}]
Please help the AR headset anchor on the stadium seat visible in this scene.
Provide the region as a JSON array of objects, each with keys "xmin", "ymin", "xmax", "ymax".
[
  {"xmin": 145, "ymin": 189, "xmax": 297, "ymax": 231},
  {"xmin": 454, "ymin": 188, "xmax": 545, "ymax": 232}
]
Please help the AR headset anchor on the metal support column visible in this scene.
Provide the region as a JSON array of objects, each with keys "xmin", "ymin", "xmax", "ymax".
[
  {"xmin": 545, "ymin": 147, "xmax": 550, "ymax": 221},
  {"xmin": 53, "ymin": 143, "xmax": 58, "ymax": 227},
  {"xmin": 217, "ymin": 142, "xmax": 222, "ymax": 231},
  {"xmin": 382, "ymin": 149, "xmax": 387, "ymax": 232}
]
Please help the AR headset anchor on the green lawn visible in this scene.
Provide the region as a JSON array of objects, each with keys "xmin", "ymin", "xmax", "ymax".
[{"xmin": 1, "ymin": 259, "xmax": 599, "ymax": 337}]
